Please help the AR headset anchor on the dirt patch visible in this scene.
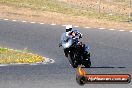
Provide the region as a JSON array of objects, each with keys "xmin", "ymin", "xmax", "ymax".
[
  {"xmin": 59, "ymin": 0, "xmax": 131, "ymax": 15},
  {"xmin": 0, "ymin": 4, "xmax": 131, "ymax": 30}
]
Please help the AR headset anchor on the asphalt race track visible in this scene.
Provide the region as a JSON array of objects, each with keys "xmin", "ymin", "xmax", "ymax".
[{"xmin": 0, "ymin": 20, "xmax": 132, "ymax": 88}]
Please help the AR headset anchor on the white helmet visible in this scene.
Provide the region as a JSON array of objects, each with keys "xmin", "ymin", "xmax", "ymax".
[{"xmin": 66, "ymin": 25, "xmax": 72, "ymax": 32}]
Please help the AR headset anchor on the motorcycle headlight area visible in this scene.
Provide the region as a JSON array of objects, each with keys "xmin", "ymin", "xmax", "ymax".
[{"xmin": 62, "ymin": 43, "xmax": 71, "ymax": 48}]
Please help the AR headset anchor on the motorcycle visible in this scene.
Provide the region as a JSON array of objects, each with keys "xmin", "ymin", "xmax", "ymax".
[{"xmin": 59, "ymin": 34, "xmax": 91, "ymax": 68}]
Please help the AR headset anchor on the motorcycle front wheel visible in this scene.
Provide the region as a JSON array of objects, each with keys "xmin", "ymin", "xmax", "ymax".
[{"xmin": 67, "ymin": 53, "xmax": 78, "ymax": 68}]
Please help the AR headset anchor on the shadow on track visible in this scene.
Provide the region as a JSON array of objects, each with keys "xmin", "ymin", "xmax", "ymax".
[{"xmin": 82, "ymin": 66, "xmax": 126, "ymax": 68}]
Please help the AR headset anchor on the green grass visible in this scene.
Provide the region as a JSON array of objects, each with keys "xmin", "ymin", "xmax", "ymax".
[
  {"xmin": 0, "ymin": 0, "xmax": 131, "ymax": 22},
  {"xmin": 0, "ymin": 47, "xmax": 44, "ymax": 64}
]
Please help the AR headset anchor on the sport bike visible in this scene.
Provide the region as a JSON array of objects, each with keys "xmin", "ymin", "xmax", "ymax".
[{"xmin": 59, "ymin": 35, "xmax": 91, "ymax": 68}]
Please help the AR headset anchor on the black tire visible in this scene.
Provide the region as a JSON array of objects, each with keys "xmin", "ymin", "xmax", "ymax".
[
  {"xmin": 76, "ymin": 75, "xmax": 86, "ymax": 85},
  {"xmin": 68, "ymin": 54, "xmax": 78, "ymax": 68}
]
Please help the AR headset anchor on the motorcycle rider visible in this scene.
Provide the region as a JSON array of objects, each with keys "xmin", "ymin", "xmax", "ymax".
[
  {"xmin": 59, "ymin": 25, "xmax": 73, "ymax": 57},
  {"xmin": 60, "ymin": 25, "xmax": 90, "ymax": 58}
]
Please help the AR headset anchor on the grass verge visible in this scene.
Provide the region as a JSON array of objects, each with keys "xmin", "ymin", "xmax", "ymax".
[
  {"xmin": 0, "ymin": 47, "xmax": 44, "ymax": 64},
  {"xmin": 0, "ymin": 0, "xmax": 131, "ymax": 22},
  {"xmin": 0, "ymin": 0, "xmax": 131, "ymax": 30}
]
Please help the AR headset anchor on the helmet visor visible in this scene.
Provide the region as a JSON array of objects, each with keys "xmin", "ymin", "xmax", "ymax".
[{"xmin": 66, "ymin": 28, "xmax": 72, "ymax": 32}]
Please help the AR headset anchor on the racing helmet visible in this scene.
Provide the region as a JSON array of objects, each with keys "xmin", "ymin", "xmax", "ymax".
[{"xmin": 66, "ymin": 25, "xmax": 72, "ymax": 32}]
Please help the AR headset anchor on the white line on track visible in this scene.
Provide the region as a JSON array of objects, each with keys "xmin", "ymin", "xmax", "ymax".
[
  {"xmin": 51, "ymin": 23, "xmax": 56, "ymax": 25},
  {"xmin": 99, "ymin": 28, "xmax": 105, "ymax": 30},
  {"xmin": 74, "ymin": 26, "xmax": 79, "ymax": 28},
  {"xmin": 4, "ymin": 19, "xmax": 9, "ymax": 21},
  {"xmin": 49, "ymin": 59, "xmax": 55, "ymax": 63},
  {"xmin": 109, "ymin": 29, "xmax": 115, "ymax": 31},
  {"xmin": 40, "ymin": 23, "xmax": 44, "ymax": 24},
  {"xmin": 0, "ymin": 64, "xmax": 8, "ymax": 67},
  {"xmin": 84, "ymin": 27, "xmax": 91, "ymax": 29},
  {"xmin": 119, "ymin": 30, "xmax": 125, "ymax": 32},
  {"xmin": 1, "ymin": 18, "xmax": 131, "ymax": 33},
  {"xmin": 12, "ymin": 20, "xmax": 17, "ymax": 22},
  {"xmin": 30, "ymin": 22, "xmax": 35, "ymax": 24},
  {"xmin": 22, "ymin": 21, "xmax": 27, "ymax": 23}
]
